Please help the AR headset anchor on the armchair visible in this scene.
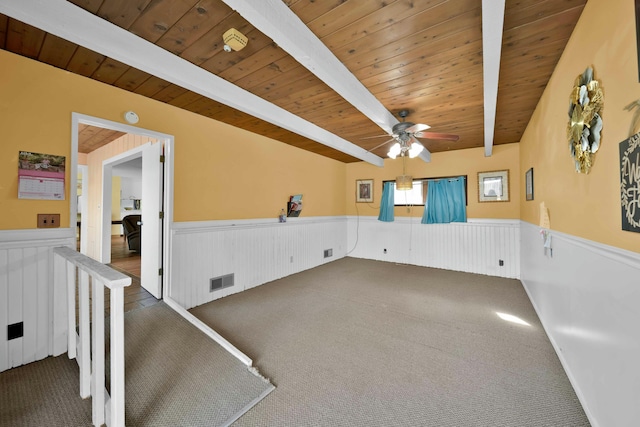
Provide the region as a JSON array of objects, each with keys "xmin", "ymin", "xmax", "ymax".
[{"xmin": 122, "ymin": 215, "xmax": 141, "ymax": 253}]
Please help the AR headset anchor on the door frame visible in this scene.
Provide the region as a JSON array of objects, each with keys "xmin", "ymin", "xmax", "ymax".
[
  {"xmin": 101, "ymin": 145, "xmax": 145, "ymax": 264},
  {"xmin": 77, "ymin": 164, "xmax": 89, "ymax": 254},
  {"xmin": 70, "ymin": 112, "xmax": 174, "ymax": 299}
]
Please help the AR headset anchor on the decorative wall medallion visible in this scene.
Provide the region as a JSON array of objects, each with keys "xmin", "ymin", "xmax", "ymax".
[
  {"xmin": 567, "ymin": 67, "xmax": 604, "ymax": 174},
  {"xmin": 620, "ymin": 132, "xmax": 640, "ymax": 232}
]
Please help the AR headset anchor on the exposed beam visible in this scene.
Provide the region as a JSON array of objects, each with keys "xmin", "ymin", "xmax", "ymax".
[
  {"xmin": 0, "ymin": 0, "xmax": 384, "ymax": 166},
  {"xmin": 223, "ymin": 0, "xmax": 432, "ymax": 163},
  {"xmin": 481, "ymin": 0, "xmax": 506, "ymax": 157}
]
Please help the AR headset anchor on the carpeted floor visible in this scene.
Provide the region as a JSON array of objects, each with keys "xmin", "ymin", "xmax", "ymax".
[
  {"xmin": 190, "ymin": 257, "xmax": 591, "ymax": 427},
  {"xmin": 0, "ymin": 354, "xmax": 93, "ymax": 426},
  {"xmin": 1, "ymin": 302, "xmax": 273, "ymax": 427}
]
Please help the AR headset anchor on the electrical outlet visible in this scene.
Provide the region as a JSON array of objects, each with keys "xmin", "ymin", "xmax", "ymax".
[
  {"xmin": 37, "ymin": 214, "xmax": 60, "ymax": 228},
  {"xmin": 499, "ymin": 259, "xmax": 504, "ymax": 266}
]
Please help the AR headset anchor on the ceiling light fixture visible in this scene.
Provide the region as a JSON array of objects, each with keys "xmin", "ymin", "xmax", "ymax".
[
  {"xmin": 408, "ymin": 142, "xmax": 424, "ymax": 158},
  {"xmin": 395, "ymin": 155, "xmax": 413, "ymax": 191},
  {"xmin": 223, "ymin": 28, "xmax": 248, "ymax": 52},
  {"xmin": 387, "ymin": 134, "xmax": 424, "ymax": 160},
  {"xmin": 387, "ymin": 142, "xmax": 402, "ymax": 159}
]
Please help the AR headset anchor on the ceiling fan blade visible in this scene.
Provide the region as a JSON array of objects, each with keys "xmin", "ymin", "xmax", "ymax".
[
  {"xmin": 405, "ymin": 123, "xmax": 430, "ymax": 133},
  {"xmin": 414, "ymin": 131, "xmax": 460, "ymax": 141},
  {"xmin": 366, "ymin": 137, "xmax": 396, "ymax": 153}
]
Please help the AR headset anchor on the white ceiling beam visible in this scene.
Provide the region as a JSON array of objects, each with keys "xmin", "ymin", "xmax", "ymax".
[
  {"xmin": 0, "ymin": 0, "xmax": 384, "ymax": 166},
  {"xmin": 223, "ymin": 0, "xmax": 432, "ymax": 163},
  {"xmin": 481, "ymin": 0, "xmax": 506, "ymax": 157}
]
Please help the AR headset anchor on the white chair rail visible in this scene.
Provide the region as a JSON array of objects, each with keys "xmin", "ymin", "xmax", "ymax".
[{"xmin": 53, "ymin": 246, "xmax": 131, "ymax": 427}]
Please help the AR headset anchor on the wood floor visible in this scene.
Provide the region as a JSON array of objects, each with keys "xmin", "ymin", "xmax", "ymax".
[{"xmin": 105, "ymin": 235, "xmax": 159, "ymax": 315}]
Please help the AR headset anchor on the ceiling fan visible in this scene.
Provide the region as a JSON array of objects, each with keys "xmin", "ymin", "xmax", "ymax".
[{"xmin": 366, "ymin": 110, "xmax": 459, "ymax": 159}]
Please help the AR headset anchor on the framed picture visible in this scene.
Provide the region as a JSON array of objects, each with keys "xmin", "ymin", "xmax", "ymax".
[
  {"xmin": 356, "ymin": 179, "xmax": 373, "ymax": 203},
  {"xmin": 525, "ymin": 168, "xmax": 534, "ymax": 201},
  {"xmin": 478, "ymin": 170, "xmax": 509, "ymax": 202},
  {"xmin": 620, "ymin": 132, "xmax": 640, "ymax": 232},
  {"xmin": 636, "ymin": 0, "xmax": 640, "ymax": 81}
]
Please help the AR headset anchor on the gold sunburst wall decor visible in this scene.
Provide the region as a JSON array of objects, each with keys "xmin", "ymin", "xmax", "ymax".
[{"xmin": 567, "ymin": 66, "xmax": 604, "ymax": 174}]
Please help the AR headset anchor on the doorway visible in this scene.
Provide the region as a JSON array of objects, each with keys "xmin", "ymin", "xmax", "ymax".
[
  {"xmin": 101, "ymin": 142, "xmax": 163, "ymax": 299},
  {"xmin": 71, "ymin": 113, "xmax": 173, "ymax": 301}
]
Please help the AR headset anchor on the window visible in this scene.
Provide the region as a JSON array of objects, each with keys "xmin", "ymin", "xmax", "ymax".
[
  {"xmin": 384, "ymin": 176, "xmax": 468, "ymax": 206},
  {"xmin": 393, "ymin": 180, "xmax": 425, "ymax": 205}
]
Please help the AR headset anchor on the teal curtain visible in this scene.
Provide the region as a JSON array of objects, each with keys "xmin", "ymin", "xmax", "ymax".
[
  {"xmin": 421, "ymin": 176, "xmax": 466, "ymax": 224},
  {"xmin": 378, "ymin": 182, "xmax": 395, "ymax": 222}
]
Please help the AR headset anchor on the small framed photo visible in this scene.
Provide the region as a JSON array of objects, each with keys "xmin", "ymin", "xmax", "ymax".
[
  {"xmin": 356, "ymin": 179, "xmax": 373, "ymax": 203},
  {"xmin": 525, "ymin": 168, "xmax": 534, "ymax": 201},
  {"xmin": 478, "ymin": 170, "xmax": 509, "ymax": 202}
]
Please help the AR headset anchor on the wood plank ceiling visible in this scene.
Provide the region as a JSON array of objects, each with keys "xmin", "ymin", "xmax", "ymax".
[{"xmin": 0, "ymin": 0, "xmax": 586, "ymax": 162}]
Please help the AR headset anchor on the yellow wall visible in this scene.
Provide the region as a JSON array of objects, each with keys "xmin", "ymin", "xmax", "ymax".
[
  {"xmin": 0, "ymin": 50, "xmax": 345, "ymax": 229},
  {"xmin": 520, "ymin": 0, "xmax": 640, "ymax": 253},
  {"xmin": 346, "ymin": 143, "xmax": 520, "ymax": 219},
  {"xmin": 175, "ymin": 111, "xmax": 346, "ymax": 221}
]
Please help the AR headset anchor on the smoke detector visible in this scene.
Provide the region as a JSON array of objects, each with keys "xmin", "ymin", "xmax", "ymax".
[{"xmin": 223, "ymin": 28, "xmax": 248, "ymax": 52}]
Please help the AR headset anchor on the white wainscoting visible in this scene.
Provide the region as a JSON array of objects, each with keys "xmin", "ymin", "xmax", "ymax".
[
  {"xmin": 169, "ymin": 216, "xmax": 347, "ymax": 309},
  {"xmin": 0, "ymin": 228, "xmax": 75, "ymax": 373},
  {"xmin": 346, "ymin": 216, "xmax": 520, "ymax": 279},
  {"xmin": 520, "ymin": 221, "xmax": 640, "ymax": 427}
]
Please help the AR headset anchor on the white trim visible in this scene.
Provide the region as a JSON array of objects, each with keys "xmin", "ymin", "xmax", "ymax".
[
  {"xmin": 0, "ymin": 228, "xmax": 74, "ymax": 248},
  {"xmin": 346, "ymin": 216, "xmax": 520, "ymax": 227},
  {"xmin": 172, "ymin": 215, "xmax": 346, "ymax": 233},
  {"xmin": 520, "ymin": 220, "xmax": 640, "ymax": 270},
  {"xmin": 162, "ymin": 137, "xmax": 175, "ymax": 301},
  {"xmin": 77, "ymin": 164, "xmax": 89, "ymax": 254}
]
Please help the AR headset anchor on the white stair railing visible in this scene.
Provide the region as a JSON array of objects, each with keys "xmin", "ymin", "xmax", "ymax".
[{"xmin": 54, "ymin": 246, "xmax": 131, "ymax": 427}]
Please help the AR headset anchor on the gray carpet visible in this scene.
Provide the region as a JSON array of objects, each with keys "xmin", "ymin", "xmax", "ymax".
[
  {"xmin": 0, "ymin": 354, "xmax": 93, "ymax": 426},
  {"xmin": 190, "ymin": 257, "xmax": 590, "ymax": 427},
  {"xmin": 1, "ymin": 302, "xmax": 274, "ymax": 427}
]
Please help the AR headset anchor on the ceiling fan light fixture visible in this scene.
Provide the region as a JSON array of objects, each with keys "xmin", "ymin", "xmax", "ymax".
[
  {"xmin": 408, "ymin": 142, "xmax": 424, "ymax": 158},
  {"xmin": 396, "ymin": 175, "xmax": 413, "ymax": 191},
  {"xmin": 388, "ymin": 142, "xmax": 401, "ymax": 159}
]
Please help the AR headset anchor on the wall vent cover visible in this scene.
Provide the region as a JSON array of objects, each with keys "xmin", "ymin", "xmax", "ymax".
[{"xmin": 210, "ymin": 273, "xmax": 234, "ymax": 292}]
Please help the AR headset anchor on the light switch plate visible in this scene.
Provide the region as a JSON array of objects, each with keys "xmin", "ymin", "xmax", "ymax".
[{"xmin": 37, "ymin": 214, "xmax": 60, "ymax": 228}]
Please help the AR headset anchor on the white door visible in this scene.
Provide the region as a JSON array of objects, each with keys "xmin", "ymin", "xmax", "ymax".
[{"xmin": 141, "ymin": 142, "xmax": 163, "ymax": 299}]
